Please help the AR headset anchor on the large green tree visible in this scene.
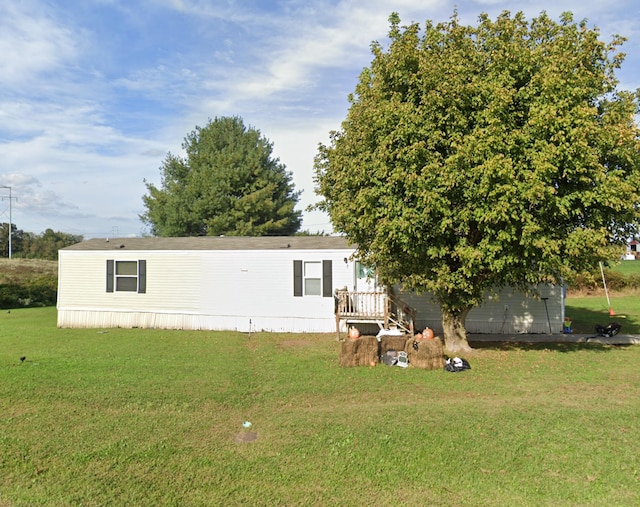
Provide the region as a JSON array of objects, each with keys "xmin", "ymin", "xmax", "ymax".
[
  {"xmin": 314, "ymin": 11, "xmax": 640, "ymax": 353},
  {"xmin": 142, "ymin": 116, "xmax": 302, "ymax": 236}
]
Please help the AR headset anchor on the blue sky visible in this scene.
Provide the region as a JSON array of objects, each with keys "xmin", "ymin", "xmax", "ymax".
[{"xmin": 1, "ymin": 0, "xmax": 639, "ymax": 239}]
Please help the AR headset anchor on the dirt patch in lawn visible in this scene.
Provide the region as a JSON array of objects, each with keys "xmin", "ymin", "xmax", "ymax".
[
  {"xmin": 279, "ymin": 340, "xmax": 315, "ymax": 348},
  {"xmin": 234, "ymin": 431, "xmax": 258, "ymax": 443}
]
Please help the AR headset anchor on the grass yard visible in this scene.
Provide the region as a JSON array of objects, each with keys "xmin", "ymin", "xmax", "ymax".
[
  {"xmin": 609, "ymin": 259, "xmax": 640, "ymax": 277},
  {"xmin": 565, "ymin": 292, "xmax": 640, "ymax": 335},
  {"xmin": 565, "ymin": 259, "xmax": 640, "ymax": 334},
  {"xmin": 1, "ymin": 308, "xmax": 639, "ymax": 506}
]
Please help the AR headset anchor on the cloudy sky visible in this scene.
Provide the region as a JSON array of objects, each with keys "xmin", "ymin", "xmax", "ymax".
[{"xmin": 1, "ymin": 0, "xmax": 639, "ymax": 239}]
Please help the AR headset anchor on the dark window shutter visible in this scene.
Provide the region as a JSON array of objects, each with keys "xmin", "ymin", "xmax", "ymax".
[
  {"xmin": 293, "ymin": 260, "xmax": 302, "ymax": 297},
  {"xmin": 138, "ymin": 260, "xmax": 146, "ymax": 293},
  {"xmin": 106, "ymin": 260, "xmax": 114, "ymax": 293},
  {"xmin": 322, "ymin": 260, "xmax": 332, "ymax": 297}
]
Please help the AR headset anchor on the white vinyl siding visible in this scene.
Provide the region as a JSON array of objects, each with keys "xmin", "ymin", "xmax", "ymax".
[
  {"xmin": 58, "ymin": 248, "xmax": 353, "ymax": 332},
  {"xmin": 58, "ymin": 252, "xmax": 201, "ymax": 313},
  {"xmin": 57, "ymin": 242, "xmax": 564, "ymax": 334},
  {"xmin": 398, "ymin": 284, "xmax": 564, "ymax": 334}
]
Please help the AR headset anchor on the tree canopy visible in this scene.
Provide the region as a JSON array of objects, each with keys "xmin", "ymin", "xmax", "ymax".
[
  {"xmin": 0, "ymin": 224, "xmax": 82, "ymax": 260},
  {"xmin": 314, "ymin": 11, "xmax": 640, "ymax": 352},
  {"xmin": 141, "ymin": 116, "xmax": 302, "ymax": 237}
]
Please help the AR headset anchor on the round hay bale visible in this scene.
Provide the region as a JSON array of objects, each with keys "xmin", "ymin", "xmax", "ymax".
[
  {"xmin": 340, "ymin": 335, "xmax": 379, "ymax": 366},
  {"xmin": 406, "ymin": 337, "xmax": 445, "ymax": 370}
]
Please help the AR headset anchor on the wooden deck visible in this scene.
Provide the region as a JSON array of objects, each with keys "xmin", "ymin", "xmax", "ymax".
[{"xmin": 334, "ymin": 289, "xmax": 415, "ymax": 339}]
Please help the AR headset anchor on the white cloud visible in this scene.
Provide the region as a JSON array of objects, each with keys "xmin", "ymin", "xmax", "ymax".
[{"xmin": 0, "ymin": 1, "xmax": 78, "ymax": 89}]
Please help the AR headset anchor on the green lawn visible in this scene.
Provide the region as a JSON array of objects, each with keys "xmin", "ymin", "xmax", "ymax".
[
  {"xmin": 609, "ymin": 259, "xmax": 640, "ymax": 276},
  {"xmin": 1, "ymin": 308, "xmax": 639, "ymax": 506},
  {"xmin": 566, "ymin": 293, "xmax": 640, "ymax": 334},
  {"xmin": 564, "ymin": 259, "xmax": 640, "ymax": 334}
]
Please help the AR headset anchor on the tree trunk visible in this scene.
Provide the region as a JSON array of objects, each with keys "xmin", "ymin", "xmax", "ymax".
[{"xmin": 441, "ymin": 307, "xmax": 473, "ymax": 354}]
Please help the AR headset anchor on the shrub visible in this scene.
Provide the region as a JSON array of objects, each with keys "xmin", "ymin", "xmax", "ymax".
[
  {"xmin": 571, "ymin": 271, "xmax": 599, "ymax": 292},
  {"xmin": 569, "ymin": 266, "xmax": 640, "ymax": 292},
  {"xmin": 600, "ymin": 270, "xmax": 626, "ymax": 291},
  {"xmin": 0, "ymin": 259, "xmax": 58, "ymax": 309}
]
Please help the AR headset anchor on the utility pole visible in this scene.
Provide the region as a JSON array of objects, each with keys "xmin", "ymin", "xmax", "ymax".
[{"xmin": 0, "ymin": 185, "xmax": 16, "ymax": 259}]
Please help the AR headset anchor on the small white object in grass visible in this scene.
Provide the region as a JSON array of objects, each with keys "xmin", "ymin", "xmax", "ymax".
[{"xmin": 242, "ymin": 421, "xmax": 252, "ymax": 428}]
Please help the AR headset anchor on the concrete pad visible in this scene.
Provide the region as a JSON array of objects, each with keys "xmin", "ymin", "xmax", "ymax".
[{"xmin": 468, "ymin": 333, "xmax": 640, "ymax": 345}]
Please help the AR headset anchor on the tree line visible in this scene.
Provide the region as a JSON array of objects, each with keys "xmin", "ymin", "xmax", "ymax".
[{"xmin": 0, "ymin": 223, "xmax": 83, "ymax": 260}]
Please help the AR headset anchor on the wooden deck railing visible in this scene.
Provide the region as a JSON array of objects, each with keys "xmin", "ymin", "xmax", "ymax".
[
  {"xmin": 334, "ymin": 289, "xmax": 415, "ymax": 338},
  {"xmin": 335, "ymin": 290, "xmax": 388, "ymax": 320}
]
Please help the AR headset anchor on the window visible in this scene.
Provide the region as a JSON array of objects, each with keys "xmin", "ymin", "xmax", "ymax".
[
  {"xmin": 116, "ymin": 261, "xmax": 138, "ymax": 291},
  {"xmin": 356, "ymin": 262, "xmax": 374, "ymax": 280},
  {"xmin": 293, "ymin": 260, "xmax": 332, "ymax": 297},
  {"xmin": 107, "ymin": 260, "xmax": 146, "ymax": 293},
  {"xmin": 304, "ymin": 261, "xmax": 321, "ymax": 295}
]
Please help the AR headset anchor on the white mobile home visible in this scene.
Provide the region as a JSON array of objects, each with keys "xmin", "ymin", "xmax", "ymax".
[{"xmin": 57, "ymin": 236, "xmax": 565, "ymax": 334}]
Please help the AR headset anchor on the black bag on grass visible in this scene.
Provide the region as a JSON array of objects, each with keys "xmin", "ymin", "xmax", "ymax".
[
  {"xmin": 595, "ymin": 323, "xmax": 621, "ymax": 338},
  {"xmin": 444, "ymin": 356, "xmax": 471, "ymax": 372}
]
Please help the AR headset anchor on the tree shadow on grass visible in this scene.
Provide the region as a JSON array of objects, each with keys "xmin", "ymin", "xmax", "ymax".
[
  {"xmin": 565, "ymin": 302, "xmax": 640, "ymax": 334},
  {"xmin": 467, "ymin": 340, "xmax": 630, "ymax": 354}
]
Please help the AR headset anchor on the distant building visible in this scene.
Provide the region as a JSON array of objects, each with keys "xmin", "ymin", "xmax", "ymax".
[{"xmin": 624, "ymin": 240, "xmax": 639, "ymax": 260}]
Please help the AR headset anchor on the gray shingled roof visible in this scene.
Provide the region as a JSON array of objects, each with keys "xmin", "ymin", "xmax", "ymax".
[{"xmin": 61, "ymin": 236, "xmax": 354, "ymax": 251}]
